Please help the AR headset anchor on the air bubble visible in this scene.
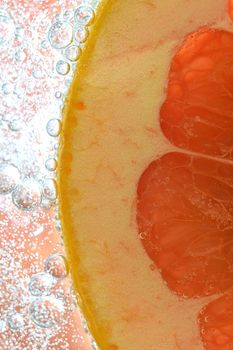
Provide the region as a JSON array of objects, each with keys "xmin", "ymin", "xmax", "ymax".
[
  {"xmin": 46, "ymin": 118, "xmax": 61, "ymax": 137},
  {"xmin": 15, "ymin": 26, "xmax": 24, "ymax": 41},
  {"xmin": 32, "ymin": 69, "xmax": 44, "ymax": 79},
  {"xmin": 56, "ymin": 60, "xmax": 70, "ymax": 75},
  {"xmin": 201, "ymin": 328, "xmax": 206, "ymax": 335},
  {"xmin": 55, "ymin": 221, "xmax": 62, "ymax": 233},
  {"xmin": 0, "ymin": 320, "xmax": 6, "ymax": 332},
  {"xmin": 41, "ymin": 39, "xmax": 50, "ymax": 50},
  {"xmin": 55, "ymin": 91, "xmax": 62, "ymax": 99},
  {"xmin": 73, "ymin": 25, "xmax": 88, "ymax": 44},
  {"xmin": 0, "ymin": 10, "xmax": 15, "ymax": 45},
  {"xmin": 9, "ymin": 118, "xmax": 22, "ymax": 131},
  {"xmin": 63, "ymin": 10, "xmax": 73, "ymax": 22},
  {"xmin": 74, "ymin": 6, "xmax": 95, "ymax": 25},
  {"xmin": 42, "ymin": 178, "xmax": 57, "ymax": 201},
  {"xmin": 92, "ymin": 339, "xmax": 99, "ymax": 350},
  {"xmin": 70, "ymin": 285, "xmax": 78, "ymax": 308},
  {"xmin": 12, "ymin": 179, "xmax": 42, "ymax": 211},
  {"xmin": 40, "ymin": 198, "xmax": 52, "ymax": 210},
  {"xmin": 54, "ymin": 142, "xmax": 59, "ymax": 151},
  {"xmin": 54, "ymin": 13, "xmax": 63, "ymax": 22},
  {"xmin": 7, "ymin": 313, "xmax": 24, "ymax": 330},
  {"xmin": 65, "ymin": 78, "xmax": 72, "ymax": 87},
  {"xmin": 29, "ymin": 296, "xmax": 65, "ymax": 328},
  {"xmin": 29, "ymin": 273, "xmax": 56, "ymax": 297},
  {"xmin": 48, "ymin": 21, "xmax": 73, "ymax": 49},
  {"xmin": 2, "ymin": 82, "xmax": 13, "ymax": 95},
  {"xmin": 15, "ymin": 48, "xmax": 24, "ymax": 61},
  {"xmin": 0, "ymin": 163, "xmax": 20, "ymax": 194},
  {"xmin": 89, "ymin": 0, "xmax": 100, "ymax": 8},
  {"xmin": 139, "ymin": 231, "xmax": 147, "ymax": 240},
  {"xmin": 31, "ymin": 226, "xmax": 44, "ymax": 237},
  {"xmin": 64, "ymin": 45, "xmax": 80, "ymax": 62},
  {"xmin": 2, "ymin": 113, "xmax": 11, "ymax": 122},
  {"xmin": 45, "ymin": 158, "xmax": 57, "ymax": 172},
  {"xmin": 44, "ymin": 254, "xmax": 69, "ymax": 280}
]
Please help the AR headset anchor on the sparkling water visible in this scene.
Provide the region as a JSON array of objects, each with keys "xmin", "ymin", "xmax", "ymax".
[{"xmin": 0, "ymin": 0, "xmax": 100, "ymax": 349}]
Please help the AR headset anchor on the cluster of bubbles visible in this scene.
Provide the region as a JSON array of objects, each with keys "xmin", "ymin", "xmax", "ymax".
[
  {"xmin": 0, "ymin": 163, "xmax": 57, "ymax": 211},
  {"xmin": 0, "ymin": 9, "xmax": 15, "ymax": 46},
  {"xmin": 0, "ymin": 2, "xmax": 97, "ymax": 213},
  {"xmin": 29, "ymin": 253, "xmax": 69, "ymax": 329},
  {"xmin": 0, "ymin": 238, "xmax": 77, "ymax": 349},
  {"xmin": 47, "ymin": 3, "xmax": 95, "ymax": 79},
  {"xmin": 0, "ymin": 0, "xmax": 100, "ymax": 349}
]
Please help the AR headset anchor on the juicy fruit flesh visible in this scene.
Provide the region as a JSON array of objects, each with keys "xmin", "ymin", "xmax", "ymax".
[
  {"xmin": 199, "ymin": 291, "xmax": 233, "ymax": 350},
  {"xmin": 160, "ymin": 30, "xmax": 233, "ymax": 159},
  {"xmin": 138, "ymin": 152, "xmax": 233, "ymax": 298},
  {"xmin": 137, "ymin": 29, "xmax": 233, "ymax": 349}
]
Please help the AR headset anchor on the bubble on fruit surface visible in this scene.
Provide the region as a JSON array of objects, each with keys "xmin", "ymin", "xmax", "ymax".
[
  {"xmin": 29, "ymin": 297, "xmax": 65, "ymax": 329},
  {"xmin": 42, "ymin": 178, "xmax": 57, "ymax": 201},
  {"xmin": 46, "ymin": 118, "xmax": 61, "ymax": 137},
  {"xmin": 48, "ymin": 21, "xmax": 73, "ymax": 49},
  {"xmin": 81, "ymin": 314, "xmax": 98, "ymax": 349},
  {"xmin": 74, "ymin": 5, "xmax": 95, "ymax": 25},
  {"xmin": 0, "ymin": 163, "xmax": 20, "ymax": 194},
  {"xmin": 45, "ymin": 157, "xmax": 57, "ymax": 172},
  {"xmin": 40, "ymin": 198, "xmax": 52, "ymax": 210},
  {"xmin": 73, "ymin": 24, "xmax": 88, "ymax": 43},
  {"xmin": 44, "ymin": 254, "xmax": 69, "ymax": 280},
  {"xmin": 65, "ymin": 44, "xmax": 80, "ymax": 62},
  {"xmin": 29, "ymin": 273, "xmax": 56, "ymax": 297},
  {"xmin": 56, "ymin": 60, "xmax": 70, "ymax": 75},
  {"xmin": 53, "ymin": 141, "xmax": 59, "ymax": 152},
  {"xmin": 87, "ymin": 0, "xmax": 100, "ymax": 8},
  {"xmin": 92, "ymin": 339, "xmax": 99, "ymax": 350},
  {"xmin": 12, "ymin": 179, "xmax": 42, "ymax": 210},
  {"xmin": 7, "ymin": 313, "xmax": 25, "ymax": 331},
  {"xmin": 0, "ymin": 10, "xmax": 15, "ymax": 46}
]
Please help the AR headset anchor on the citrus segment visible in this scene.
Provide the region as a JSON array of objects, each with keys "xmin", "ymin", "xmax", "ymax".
[
  {"xmin": 137, "ymin": 152, "xmax": 233, "ymax": 298},
  {"xmin": 199, "ymin": 291, "xmax": 233, "ymax": 350},
  {"xmin": 160, "ymin": 29, "xmax": 233, "ymax": 159}
]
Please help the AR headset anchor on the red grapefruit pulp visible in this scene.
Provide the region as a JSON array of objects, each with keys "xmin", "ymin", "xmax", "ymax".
[{"xmin": 137, "ymin": 29, "xmax": 233, "ymax": 349}]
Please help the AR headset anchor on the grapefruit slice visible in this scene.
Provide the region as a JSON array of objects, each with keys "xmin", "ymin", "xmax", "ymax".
[{"xmin": 58, "ymin": 1, "xmax": 233, "ymax": 349}]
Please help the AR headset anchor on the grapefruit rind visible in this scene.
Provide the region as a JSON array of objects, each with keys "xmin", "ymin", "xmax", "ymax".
[{"xmin": 58, "ymin": 1, "xmax": 112, "ymax": 348}]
